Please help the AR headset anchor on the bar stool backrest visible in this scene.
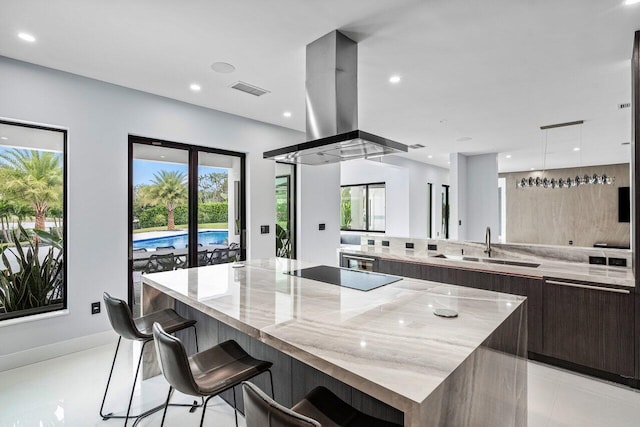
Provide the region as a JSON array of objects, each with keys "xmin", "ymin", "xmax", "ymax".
[
  {"xmin": 242, "ymin": 382, "xmax": 320, "ymax": 427},
  {"xmin": 152, "ymin": 322, "xmax": 200, "ymax": 396},
  {"xmin": 103, "ymin": 292, "xmax": 143, "ymax": 341}
]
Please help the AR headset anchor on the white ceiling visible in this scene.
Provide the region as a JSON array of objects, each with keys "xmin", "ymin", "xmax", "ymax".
[{"xmin": 1, "ymin": 0, "xmax": 639, "ymax": 172}]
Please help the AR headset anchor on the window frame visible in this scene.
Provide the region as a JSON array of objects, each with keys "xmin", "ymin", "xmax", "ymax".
[
  {"xmin": 340, "ymin": 182, "xmax": 386, "ymax": 233},
  {"xmin": 0, "ymin": 119, "xmax": 68, "ymax": 322}
]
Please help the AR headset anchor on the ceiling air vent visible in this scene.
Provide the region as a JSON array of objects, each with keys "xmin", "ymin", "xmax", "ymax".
[
  {"xmin": 409, "ymin": 144, "xmax": 426, "ymax": 149},
  {"xmin": 619, "ymin": 103, "xmax": 631, "ymax": 109},
  {"xmin": 231, "ymin": 81, "xmax": 270, "ymax": 97}
]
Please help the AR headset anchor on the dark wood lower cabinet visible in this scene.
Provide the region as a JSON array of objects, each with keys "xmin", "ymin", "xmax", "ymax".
[
  {"xmin": 542, "ymin": 279, "xmax": 635, "ymax": 378},
  {"xmin": 369, "ymin": 254, "xmax": 638, "ymax": 383}
]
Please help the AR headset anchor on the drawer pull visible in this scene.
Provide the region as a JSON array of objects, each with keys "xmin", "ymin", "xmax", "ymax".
[
  {"xmin": 545, "ymin": 280, "xmax": 630, "ymax": 294},
  {"xmin": 343, "ymin": 255, "xmax": 376, "ymax": 262}
]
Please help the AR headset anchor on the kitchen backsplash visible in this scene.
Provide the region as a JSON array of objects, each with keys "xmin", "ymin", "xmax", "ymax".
[{"xmin": 356, "ymin": 235, "xmax": 632, "ymax": 267}]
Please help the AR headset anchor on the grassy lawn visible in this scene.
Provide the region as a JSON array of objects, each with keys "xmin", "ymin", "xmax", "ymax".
[{"xmin": 133, "ymin": 223, "xmax": 228, "ymax": 233}]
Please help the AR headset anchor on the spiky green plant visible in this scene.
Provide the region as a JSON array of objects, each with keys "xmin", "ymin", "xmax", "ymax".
[
  {"xmin": 0, "ymin": 226, "xmax": 63, "ymax": 313},
  {"xmin": 275, "ymin": 223, "xmax": 292, "ymax": 258}
]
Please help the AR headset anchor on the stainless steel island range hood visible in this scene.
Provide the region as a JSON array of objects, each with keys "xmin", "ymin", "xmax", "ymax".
[{"xmin": 263, "ymin": 30, "xmax": 408, "ymax": 165}]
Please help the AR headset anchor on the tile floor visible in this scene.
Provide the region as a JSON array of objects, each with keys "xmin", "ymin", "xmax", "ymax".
[{"xmin": 0, "ymin": 341, "xmax": 639, "ymax": 426}]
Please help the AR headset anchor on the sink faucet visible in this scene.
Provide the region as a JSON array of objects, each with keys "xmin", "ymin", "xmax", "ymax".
[{"xmin": 484, "ymin": 226, "xmax": 492, "ymax": 257}]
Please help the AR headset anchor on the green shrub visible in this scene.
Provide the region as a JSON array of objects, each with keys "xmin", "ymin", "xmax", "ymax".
[
  {"xmin": 198, "ymin": 203, "xmax": 228, "ymax": 223},
  {"xmin": 136, "ymin": 202, "xmax": 228, "ymax": 228},
  {"xmin": 137, "ymin": 205, "xmax": 168, "ymax": 228}
]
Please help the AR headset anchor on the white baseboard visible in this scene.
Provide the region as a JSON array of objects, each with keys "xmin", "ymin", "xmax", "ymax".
[{"xmin": 0, "ymin": 330, "xmax": 118, "ymax": 372}]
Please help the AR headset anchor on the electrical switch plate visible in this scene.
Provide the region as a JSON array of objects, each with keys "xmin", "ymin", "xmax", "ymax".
[{"xmin": 91, "ymin": 302, "xmax": 101, "ymax": 315}]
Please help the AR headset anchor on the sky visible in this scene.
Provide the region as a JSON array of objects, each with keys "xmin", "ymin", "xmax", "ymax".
[{"xmin": 133, "ymin": 160, "xmax": 227, "ymax": 186}]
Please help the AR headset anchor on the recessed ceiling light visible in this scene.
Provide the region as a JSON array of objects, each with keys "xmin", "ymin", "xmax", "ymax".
[
  {"xmin": 160, "ymin": 155, "xmax": 165, "ymax": 159},
  {"xmin": 283, "ymin": 111, "xmax": 292, "ymax": 118},
  {"xmin": 505, "ymin": 154, "xmax": 512, "ymax": 159},
  {"xmin": 18, "ymin": 32, "xmax": 36, "ymax": 42},
  {"xmin": 190, "ymin": 83, "xmax": 201, "ymax": 92},
  {"xmin": 456, "ymin": 136, "xmax": 472, "ymax": 142},
  {"xmin": 211, "ymin": 62, "xmax": 236, "ymax": 73},
  {"xmin": 625, "ymin": 0, "xmax": 640, "ymax": 5},
  {"xmin": 573, "ymin": 147, "xmax": 580, "ymax": 152},
  {"xmin": 389, "ymin": 75, "xmax": 401, "ymax": 84},
  {"xmin": 530, "ymin": 167, "xmax": 535, "ymax": 171},
  {"xmin": 0, "ymin": 136, "xmax": 7, "ymax": 140},
  {"xmin": 427, "ymin": 155, "xmax": 433, "ymax": 159}
]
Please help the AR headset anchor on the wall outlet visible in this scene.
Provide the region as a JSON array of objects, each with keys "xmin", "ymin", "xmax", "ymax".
[
  {"xmin": 382, "ymin": 240, "xmax": 390, "ymax": 247},
  {"xmin": 608, "ymin": 257, "xmax": 627, "ymax": 267},
  {"xmin": 318, "ymin": 223, "xmax": 326, "ymax": 231},
  {"xmin": 427, "ymin": 244, "xmax": 438, "ymax": 251},
  {"xmin": 405, "ymin": 242, "xmax": 414, "ymax": 249},
  {"xmin": 91, "ymin": 302, "xmax": 101, "ymax": 315},
  {"xmin": 260, "ymin": 225, "xmax": 270, "ymax": 234},
  {"xmin": 367, "ymin": 239, "xmax": 375, "ymax": 245}
]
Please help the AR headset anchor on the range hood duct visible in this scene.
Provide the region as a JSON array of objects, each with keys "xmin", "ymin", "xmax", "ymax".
[{"xmin": 263, "ymin": 30, "xmax": 408, "ymax": 165}]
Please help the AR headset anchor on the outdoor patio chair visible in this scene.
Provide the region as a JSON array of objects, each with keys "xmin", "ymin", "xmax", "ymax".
[
  {"xmin": 196, "ymin": 249, "xmax": 209, "ymax": 266},
  {"xmin": 211, "ymin": 248, "xmax": 229, "ymax": 265},
  {"xmin": 132, "ymin": 248, "xmax": 149, "ymax": 271},
  {"xmin": 228, "ymin": 243, "xmax": 240, "ymax": 262},
  {"xmin": 146, "ymin": 252, "xmax": 176, "ymax": 273}
]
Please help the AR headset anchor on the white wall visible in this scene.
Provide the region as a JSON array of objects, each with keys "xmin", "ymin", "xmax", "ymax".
[
  {"xmin": 297, "ymin": 163, "xmax": 340, "ymax": 266},
  {"xmin": 449, "ymin": 153, "xmax": 467, "ymax": 240},
  {"xmin": 450, "ymin": 152, "xmax": 499, "ymax": 243},
  {"xmin": 0, "ymin": 56, "xmax": 304, "ymax": 369},
  {"xmin": 381, "ymin": 156, "xmax": 449, "ymax": 239},
  {"xmin": 340, "ymin": 157, "xmax": 449, "ymax": 238},
  {"xmin": 466, "ymin": 153, "xmax": 499, "ymax": 242}
]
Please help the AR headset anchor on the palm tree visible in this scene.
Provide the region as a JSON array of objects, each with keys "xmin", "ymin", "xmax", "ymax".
[
  {"xmin": 0, "ymin": 150, "xmax": 62, "ymax": 232},
  {"xmin": 138, "ymin": 170, "xmax": 187, "ymax": 230}
]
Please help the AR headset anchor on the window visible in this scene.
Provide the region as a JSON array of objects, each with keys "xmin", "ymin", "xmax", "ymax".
[
  {"xmin": 340, "ymin": 183, "xmax": 385, "ymax": 232},
  {"xmin": 0, "ymin": 120, "xmax": 66, "ymax": 321}
]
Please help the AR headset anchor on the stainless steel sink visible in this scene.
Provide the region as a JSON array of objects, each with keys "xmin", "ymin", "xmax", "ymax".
[{"xmin": 432, "ymin": 254, "xmax": 540, "ymax": 268}]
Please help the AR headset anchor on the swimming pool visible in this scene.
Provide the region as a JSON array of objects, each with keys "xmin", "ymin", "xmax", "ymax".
[{"xmin": 133, "ymin": 230, "xmax": 229, "ymax": 250}]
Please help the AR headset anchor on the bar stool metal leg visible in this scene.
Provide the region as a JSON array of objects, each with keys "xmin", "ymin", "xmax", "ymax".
[
  {"xmin": 100, "ymin": 335, "xmax": 199, "ymax": 426},
  {"xmin": 99, "ymin": 336, "xmax": 122, "ymax": 420}
]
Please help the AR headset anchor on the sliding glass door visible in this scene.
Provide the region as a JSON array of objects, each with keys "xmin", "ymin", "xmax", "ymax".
[{"xmin": 128, "ymin": 136, "xmax": 245, "ymax": 313}]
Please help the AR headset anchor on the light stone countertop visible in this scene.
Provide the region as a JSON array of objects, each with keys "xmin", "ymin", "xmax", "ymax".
[
  {"xmin": 340, "ymin": 245, "xmax": 636, "ymax": 288},
  {"xmin": 141, "ymin": 258, "xmax": 525, "ymax": 409}
]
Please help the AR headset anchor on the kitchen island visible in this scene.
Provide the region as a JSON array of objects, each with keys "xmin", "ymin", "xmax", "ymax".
[{"xmin": 142, "ymin": 258, "xmax": 527, "ymax": 426}]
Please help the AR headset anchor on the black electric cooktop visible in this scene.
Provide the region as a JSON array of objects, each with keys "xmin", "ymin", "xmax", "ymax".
[{"xmin": 285, "ymin": 265, "xmax": 402, "ymax": 291}]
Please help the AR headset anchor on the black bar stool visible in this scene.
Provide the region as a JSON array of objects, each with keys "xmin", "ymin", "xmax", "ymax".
[
  {"xmin": 100, "ymin": 292, "xmax": 199, "ymax": 426},
  {"xmin": 152, "ymin": 322, "xmax": 274, "ymax": 427},
  {"xmin": 242, "ymin": 381, "xmax": 402, "ymax": 427}
]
